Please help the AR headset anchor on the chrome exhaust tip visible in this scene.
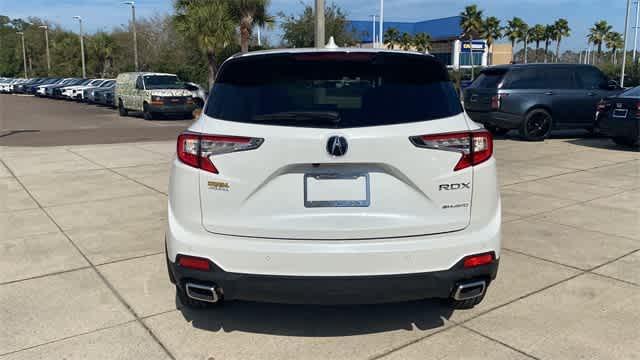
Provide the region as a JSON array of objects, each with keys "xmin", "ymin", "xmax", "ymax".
[
  {"xmin": 185, "ymin": 282, "xmax": 219, "ymax": 303},
  {"xmin": 453, "ymin": 280, "xmax": 486, "ymax": 301}
]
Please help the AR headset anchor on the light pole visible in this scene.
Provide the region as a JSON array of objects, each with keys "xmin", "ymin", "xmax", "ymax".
[
  {"xmin": 314, "ymin": 0, "xmax": 325, "ymax": 47},
  {"xmin": 73, "ymin": 16, "xmax": 86, "ymax": 78},
  {"xmin": 379, "ymin": 0, "xmax": 384, "ymax": 48},
  {"xmin": 16, "ymin": 32, "xmax": 27, "ymax": 78},
  {"xmin": 634, "ymin": 0, "xmax": 640, "ymax": 62},
  {"xmin": 622, "ymin": 0, "xmax": 631, "ymax": 87},
  {"xmin": 39, "ymin": 25, "xmax": 51, "ymax": 75},
  {"xmin": 370, "ymin": 15, "xmax": 377, "ymax": 47},
  {"xmin": 122, "ymin": 1, "xmax": 139, "ymax": 71}
]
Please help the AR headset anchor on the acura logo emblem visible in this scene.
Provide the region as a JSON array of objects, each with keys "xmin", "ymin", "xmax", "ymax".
[{"xmin": 327, "ymin": 136, "xmax": 348, "ymax": 156}]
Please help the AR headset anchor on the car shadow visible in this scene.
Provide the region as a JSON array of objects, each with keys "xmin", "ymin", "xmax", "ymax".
[
  {"xmin": 176, "ymin": 297, "xmax": 454, "ymax": 337},
  {"xmin": 567, "ymin": 138, "xmax": 640, "ymax": 152}
]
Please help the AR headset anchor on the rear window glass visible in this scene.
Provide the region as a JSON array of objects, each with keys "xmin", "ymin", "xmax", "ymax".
[
  {"xmin": 502, "ymin": 68, "xmax": 547, "ymax": 89},
  {"xmin": 205, "ymin": 52, "xmax": 462, "ymax": 128},
  {"xmin": 621, "ymin": 86, "xmax": 640, "ymax": 97},
  {"xmin": 469, "ymin": 70, "xmax": 507, "ymax": 89}
]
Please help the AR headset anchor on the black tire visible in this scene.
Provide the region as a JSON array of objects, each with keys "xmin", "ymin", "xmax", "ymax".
[
  {"xmin": 485, "ymin": 125, "xmax": 510, "ymax": 136},
  {"xmin": 612, "ymin": 136, "xmax": 640, "ymax": 148},
  {"xmin": 519, "ymin": 108, "xmax": 553, "ymax": 141},
  {"xmin": 449, "ymin": 291, "xmax": 486, "ymax": 309},
  {"xmin": 118, "ymin": 99, "xmax": 128, "ymax": 117},
  {"xmin": 143, "ymin": 103, "xmax": 154, "ymax": 120}
]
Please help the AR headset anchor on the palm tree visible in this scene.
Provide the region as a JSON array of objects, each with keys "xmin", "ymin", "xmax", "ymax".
[
  {"xmin": 174, "ymin": 0, "xmax": 235, "ymax": 88},
  {"xmin": 400, "ymin": 32, "xmax": 413, "ymax": 50},
  {"xmin": 543, "ymin": 25, "xmax": 557, "ymax": 63},
  {"xmin": 383, "ymin": 27, "xmax": 400, "ymax": 49},
  {"xmin": 505, "ymin": 17, "xmax": 525, "ymax": 62},
  {"xmin": 482, "ymin": 16, "xmax": 502, "ymax": 65},
  {"xmin": 554, "ymin": 18, "xmax": 570, "ymax": 62},
  {"xmin": 413, "ymin": 32, "xmax": 432, "ymax": 53},
  {"xmin": 459, "ymin": 5, "xmax": 484, "ymax": 79},
  {"xmin": 518, "ymin": 22, "xmax": 530, "ymax": 63},
  {"xmin": 229, "ymin": 0, "xmax": 273, "ymax": 53},
  {"xmin": 530, "ymin": 24, "xmax": 546, "ymax": 62},
  {"xmin": 589, "ymin": 20, "xmax": 612, "ymax": 63},
  {"xmin": 605, "ymin": 31, "xmax": 624, "ymax": 65}
]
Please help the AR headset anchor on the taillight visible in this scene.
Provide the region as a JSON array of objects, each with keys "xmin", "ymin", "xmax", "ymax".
[
  {"xmin": 177, "ymin": 132, "xmax": 264, "ymax": 174},
  {"xmin": 596, "ymin": 100, "xmax": 607, "ymax": 112},
  {"xmin": 410, "ymin": 130, "xmax": 493, "ymax": 171},
  {"xmin": 462, "ymin": 252, "xmax": 494, "ymax": 268},
  {"xmin": 490, "ymin": 93, "xmax": 507, "ymax": 110},
  {"xmin": 177, "ymin": 255, "xmax": 210, "ymax": 271}
]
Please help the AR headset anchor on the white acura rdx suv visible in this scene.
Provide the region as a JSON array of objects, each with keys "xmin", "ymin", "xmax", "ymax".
[{"xmin": 167, "ymin": 48, "xmax": 501, "ymax": 309}]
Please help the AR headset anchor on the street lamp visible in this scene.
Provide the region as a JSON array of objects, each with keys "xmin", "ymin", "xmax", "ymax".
[
  {"xmin": 379, "ymin": 0, "xmax": 384, "ymax": 48},
  {"xmin": 122, "ymin": 1, "xmax": 139, "ymax": 71},
  {"xmin": 370, "ymin": 15, "xmax": 377, "ymax": 48},
  {"xmin": 39, "ymin": 25, "xmax": 51, "ymax": 75},
  {"xmin": 622, "ymin": 0, "xmax": 631, "ymax": 87},
  {"xmin": 73, "ymin": 16, "xmax": 86, "ymax": 78},
  {"xmin": 314, "ymin": 0, "xmax": 325, "ymax": 47},
  {"xmin": 16, "ymin": 32, "xmax": 27, "ymax": 78}
]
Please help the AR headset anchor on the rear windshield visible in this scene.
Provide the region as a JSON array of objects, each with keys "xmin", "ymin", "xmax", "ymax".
[
  {"xmin": 205, "ymin": 52, "xmax": 462, "ymax": 128},
  {"xmin": 469, "ymin": 70, "xmax": 507, "ymax": 89}
]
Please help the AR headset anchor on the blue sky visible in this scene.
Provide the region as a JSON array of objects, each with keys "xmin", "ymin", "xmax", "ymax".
[{"xmin": 1, "ymin": 0, "xmax": 631, "ymax": 52}]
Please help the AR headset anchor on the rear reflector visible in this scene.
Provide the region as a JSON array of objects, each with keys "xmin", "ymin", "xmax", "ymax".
[
  {"xmin": 178, "ymin": 255, "xmax": 210, "ymax": 271},
  {"xmin": 177, "ymin": 132, "xmax": 264, "ymax": 174},
  {"xmin": 463, "ymin": 253, "xmax": 494, "ymax": 268},
  {"xmin": 410, "ymin": 130, "xmax": 493, "ymax": 171}
]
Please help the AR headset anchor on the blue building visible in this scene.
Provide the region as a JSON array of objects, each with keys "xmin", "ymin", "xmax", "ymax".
[{"xmin": 348, "ymin": 16, "xmax": 494, "ymax": 68}]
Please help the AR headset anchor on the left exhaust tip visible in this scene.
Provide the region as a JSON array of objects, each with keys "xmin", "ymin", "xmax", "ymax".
[{"xmin": 185, "ymin": 282, "xmax": 220, "ymax": 303}]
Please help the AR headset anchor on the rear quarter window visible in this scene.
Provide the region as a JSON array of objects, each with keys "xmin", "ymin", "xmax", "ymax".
[
  {"xmin": 205, "ymin": 52, "xmax": 462, "ymax": 128},
  {"xmin": 469, "ymin": 70, "xmax": 507, "ymax": 89}
]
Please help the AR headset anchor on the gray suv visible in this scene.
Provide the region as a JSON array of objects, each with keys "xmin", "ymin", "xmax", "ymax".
[{"xmin": 463, "ymin": 64, "xmax": 621, "ymax": 140}]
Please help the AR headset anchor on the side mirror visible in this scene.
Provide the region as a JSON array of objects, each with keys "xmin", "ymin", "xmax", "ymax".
[{"xmin": 607, "ymin": 80, "xmax": 620, "ymax": 90}]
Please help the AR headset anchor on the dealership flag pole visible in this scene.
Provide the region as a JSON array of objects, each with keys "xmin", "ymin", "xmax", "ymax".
[
  {"xmin": 622, "ymin": 0, "xmax": 631, "ymax": 87},
  {"xmin": 379, "ymin": 0, "xmax": 384, "ymax": 48}
]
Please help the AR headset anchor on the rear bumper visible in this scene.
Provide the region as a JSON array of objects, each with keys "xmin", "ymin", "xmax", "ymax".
[
  {"xmin": 167, "ymin": 252, "xmax": 499, "ymax": 304},
  {"xmin": 466, "ymin": 111, "xmax": 522, "ymax": 129},
  {"xmin": 599, "ymin": 115, "xmax": 640, "ymax": 139}
]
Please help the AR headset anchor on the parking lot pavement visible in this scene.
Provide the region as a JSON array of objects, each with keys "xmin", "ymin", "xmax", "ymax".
[
  {"xmin": 0, "ymin": 94, "xmax": 192, "ymax": 146},
  {"xmin": 1, "ymin": 102, "xmax": 639, "ymax": 358}
]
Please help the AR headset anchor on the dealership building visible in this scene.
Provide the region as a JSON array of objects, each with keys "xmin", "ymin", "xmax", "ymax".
[{"xmin": 348, "ymin": 16, "xmax": 512, "ymax": 68}]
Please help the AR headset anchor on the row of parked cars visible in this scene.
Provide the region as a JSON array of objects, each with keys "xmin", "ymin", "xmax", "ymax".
[
  {"xmin": 463, "ymin": 63, "xmax": 639, "ymax": 147},
  {"xmin": 0, "ymin": 72, "xmax": 207, "ymax": 120}
]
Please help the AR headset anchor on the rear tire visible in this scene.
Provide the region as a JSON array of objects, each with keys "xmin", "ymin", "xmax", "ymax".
[
  {"xmin": 612, "ymin": 136, "xmax": 640, "ymax": 148},
  {"xmin": 118, "ymin": 99, "xmax": 128, "ymax": 117},
  {"xmin": 449, "ymin": 291, "xmax": 486, "ymax": 309},
  {"xmin": 519, "ymin": 108, "xmax": 553, "ymax": 141}
]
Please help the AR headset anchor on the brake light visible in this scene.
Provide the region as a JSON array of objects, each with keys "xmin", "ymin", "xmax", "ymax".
[
  {"xmin": 177, "ymin": 132, "xmax": 264, "ymax": 174},
  {"xmin": 463, "ymin": 252, "xmax": 494, "ymax": 268},
  {"xmin": 410, "ymin": 130, "xmax": 493, "ymax": 171},
  {"xmin": 178, "ymin": 255, "xmax": 210, "ymax": 271},
  {"xmin": 596, "ymin": 100, "xmax": 607, "ymax": 112}
]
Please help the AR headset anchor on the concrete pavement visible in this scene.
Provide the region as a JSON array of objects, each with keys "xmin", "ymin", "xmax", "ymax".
[{"xmin": 0, "ymin": 136, "xmax": 639, "ymax": 359}]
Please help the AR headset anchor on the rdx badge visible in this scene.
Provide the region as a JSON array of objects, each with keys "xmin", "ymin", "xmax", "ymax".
[{"xmin": 439, "ymin": 183, "xmax": 471, "ymax": 191}]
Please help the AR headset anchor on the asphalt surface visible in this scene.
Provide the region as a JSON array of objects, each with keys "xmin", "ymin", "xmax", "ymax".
[{"xmin": 0, "ymin": 94, "xmax": 194, "ymax": 146}]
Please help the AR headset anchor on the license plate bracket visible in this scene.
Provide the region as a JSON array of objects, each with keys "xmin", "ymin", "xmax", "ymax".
[{"xmin": 304, "ymin": 173, "xmax": 370, "ymax": 208}]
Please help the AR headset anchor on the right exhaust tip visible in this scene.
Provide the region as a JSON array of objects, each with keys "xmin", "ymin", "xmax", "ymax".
[
  {"xmin": 185, "ymin": 282, "xmax": 219, "ymax": 303},
  {"xmin": 453, "ymin": 280, "xmax": 486, "ymax": 301}
]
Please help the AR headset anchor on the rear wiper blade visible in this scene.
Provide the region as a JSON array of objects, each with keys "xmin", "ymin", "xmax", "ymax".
[{"xmin": 252, "ymin": 111, "xmax": 341, "ymax": 124}]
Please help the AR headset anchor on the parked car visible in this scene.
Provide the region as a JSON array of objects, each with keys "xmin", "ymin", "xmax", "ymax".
[
  {"xmin": 595, "ymin": 87, "xmax": 640, "ymax": 147},
  {"xmin": 115, "ymin": 72, "xmax": 196, "ymax": 120},
  {"xmin": 84, "ymin": 79, "xmax": 114, "ymax": 102},
  {"xmin": 184, "ymin": 82, "xmax": 207, "ymax": 108},
  {"xmin": 61, "ymin": 78, "xmax": 105, "ymax": 100},
  {"xmin": 58, "ymin": 78, "xmax": 92, "ymax": 98},
  {"xmin": 36, "ymin": 78, "xmax": 69, "ymax": 96},
  {"xmin": 47, "ymin": 78, "xmax": 84, "ymax": 98},
  {"xmin": 91, "ymin": 82, "xmax": 116, "ymax": 107},
  {"xmin": 17, "ymin": 78, "xmax": 47, "ymax": 94},
  {"xmin": 166, "ymin": 48, "xmax": 500, "ymax": 309},
  {"xmin": 463, "ymin": 64, "xmax": 622, "ymax": 140}
]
